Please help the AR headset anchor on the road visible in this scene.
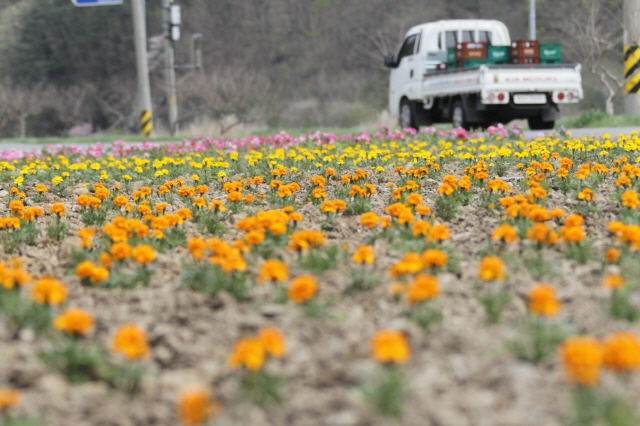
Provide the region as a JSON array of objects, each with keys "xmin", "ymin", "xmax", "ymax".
[{"xmin": 0, "ymin": 127, "xmax": 638, "ymax": 153}]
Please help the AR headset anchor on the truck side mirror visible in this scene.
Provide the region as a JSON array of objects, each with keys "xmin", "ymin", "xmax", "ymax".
[{"xmin": 384, "ymin": 53, "xmax": 396, "ymax": 68}]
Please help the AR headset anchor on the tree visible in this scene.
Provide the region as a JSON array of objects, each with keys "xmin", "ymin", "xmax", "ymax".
[{"xmin": 554, "ymin": 0, "xmax": 623, "ymax": 116}]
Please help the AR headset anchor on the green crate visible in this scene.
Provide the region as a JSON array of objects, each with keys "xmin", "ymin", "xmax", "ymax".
[
  {"xmin": 540, "ymin": 43, "xmax": 562, "ymax": 60},
  {"xmin": 460, "ymin": 59, "xmax": 488, "ymax": 68},
  {"xmin": 540, "ymin": 58, "xmax": 562, "ymax": 64},
  {"xmin": 447, "ymin": 47, "xmax": 457, "ymax": 63},
  {"xmin": 488, "ymin": 46, "xmax": 510, "ymax": 62}
]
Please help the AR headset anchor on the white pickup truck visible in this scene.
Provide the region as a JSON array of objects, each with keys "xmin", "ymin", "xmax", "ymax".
[{"xmin": 384, "ymin": 19, "xmax": 583, "ymax": 130}]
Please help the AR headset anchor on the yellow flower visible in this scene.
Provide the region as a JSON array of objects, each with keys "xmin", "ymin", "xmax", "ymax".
[{"xmin": 370, "ymin": 329, "xmax": 410, "ymax": 364}]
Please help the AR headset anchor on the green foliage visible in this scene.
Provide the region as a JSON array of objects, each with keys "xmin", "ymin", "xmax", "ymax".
[
  {"xmin": 240, "ymin": 370, "xmax": 285, "ymax": 407},
  {"xmin": 40, "ymin": 336, "xmax": 146, "ymax": 392},
  {"xmin": 0, "ymin": 289, "xmax": 52, "ymax": 335},
  {"xmin": 506, "ymin": 316, "xmax": 570, "ymax": 364},
  {"xmin": 181, "ymin": 262, "xmax": 251, "ymax": 300},
  {"xmin": 362, "ymin": 365, "xmax": 407, "ymax": 418},
  {"xmin": 476, "ymin": 287, "xmax": 511, "ymax": 324},
  {"xmin": 567, "ymin": 387, "xmax": 640, "ymax": 426},
  {"xmin": 298, "ymin": 246, "xmax": 341, "ymax": 274}
]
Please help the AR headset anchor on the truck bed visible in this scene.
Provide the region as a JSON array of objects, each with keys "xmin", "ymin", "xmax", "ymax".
[{"xmin": 421, "ymin": 63, "xmax": 582, "ymax": 99}]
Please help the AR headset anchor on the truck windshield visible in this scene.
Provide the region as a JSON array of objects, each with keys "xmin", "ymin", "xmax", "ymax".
[{"xmin": 397, "ymin": 34, "xmax": 418, "ymax": 61}]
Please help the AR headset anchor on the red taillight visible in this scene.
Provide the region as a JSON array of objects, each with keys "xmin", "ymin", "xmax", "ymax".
[
  {"xmin": 497, "ymin": 93, "xmax": 505, "ymax": 102},
  {"xmin": 557, "ymin": 92, "xmax": 565, "ymax": 101}
]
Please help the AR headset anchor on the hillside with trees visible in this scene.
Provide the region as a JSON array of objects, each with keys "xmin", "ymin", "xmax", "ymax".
[{"xmin": 0, "ymin": 0, "xmax": 625, "ymax": 137}]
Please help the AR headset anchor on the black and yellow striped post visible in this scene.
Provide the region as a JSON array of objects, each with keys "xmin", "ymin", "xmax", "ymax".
[
  {"xmin": 625, "ymin": 45, "xmax": 640, "ymax": 94},
  {"xmin": 140, "ymin": 110, "xmax": 153, "ymax": 136}
]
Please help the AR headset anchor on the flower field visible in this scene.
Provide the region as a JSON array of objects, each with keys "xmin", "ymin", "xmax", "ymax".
[{"xmin": 1, "ymin": 125, "xmax": 640, "ymax": 426}]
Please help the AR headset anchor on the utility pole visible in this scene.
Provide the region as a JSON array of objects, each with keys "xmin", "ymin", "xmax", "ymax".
[
  {"xmin": 163, "ymin": 0, "xmax": 179, "ymax": 136},
  {"xmin": 624, "ymin": 0, "xmax": 640, "ymax": 115},
  {"xmin": 132, "ymin": 0, "xmax": 153, "ymax": 136},
  {"xmin": 529, "ymin": 0, "xmax": 536, "ymax": 40}
]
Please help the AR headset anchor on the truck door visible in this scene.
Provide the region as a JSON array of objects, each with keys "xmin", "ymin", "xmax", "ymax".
[{"xmin": 389, "ymin": 32, "xmax": 420, "ymax": 115}]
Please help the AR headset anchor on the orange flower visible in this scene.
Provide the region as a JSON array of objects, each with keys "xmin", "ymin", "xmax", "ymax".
[
  {"xmin": 9, "ymin": 200, "xmax": 24, "ymax": 215},
  {"xmin": 78, "ymin": 228, "xmax": 96, "ymax": 249},
  {"xmin": 602, "ymin": 332, "xmax": 640, "ymax": 373},
  {"xmin": 478, "ymin": 256, "xmax": 505, "ymax": 281},
  {"xmin": 415, "ymin": 205, "xmax": 431, "ymax": 216},
  {"xmin": 30, "ymin": 276, "xmax": 68, "ymax": 305},
  {"xmin": 360, "ymin": 212, "xmax": 380, "ymax": 228},
  {"xmin": 564, "ymin": 213, "xmax": 584, "ymax": 227},
  {"xmin": 244, "ymin": 230, "xmax": 266, "ymax": 245},
  {"xmin": 110, "ymin": 242, "xmax": 131, "ymax": 260},
  {"xmin": 53, "ymin": 308, "xmax": 94, "ymax": 336},
  {"xmin": 528, "ymin": 284, "xmax": 561, "ymax": 316},
  {"xmin": 288, "ymin": 274, "xmax": 318, "ymax": 303},
  {"xmin": 258, "ymin": 327, "xmax": 287, "ymax": 358},
  {"xmin": 577, "ymin": 188, "xmax": 595, "ymax": 202},
  {"xmin": 492, "ymin": 224, "xmax": 518, "ymax": 244},
  {"xmin": 560, "ymin": 336, "xmax": 603, "ymax": 386},
  {"xmin": 352, "ymin": 244, "xmax": 375, "ymax": 265},
  {"xmin": 131, "ymin": 244, "xmax": 156, "ymax": 264},
  {"xmin": 227, "ymin": 337, "xmax": 266, "ymax": 371},
  {"xmin": 0, "ymin": 389, "xmax": 21, "ymax": 408},
  {"xmin": 405, "ymin": 274, "xmax": 439, "ymax": 304},
  {"xmin": 50, "ymin": 203, "xmax": 66, "ymax": 217},
  {"xmin": 111, "ymin": 324, "xmax": 150, "ymax": 360},
  {"xmin": 421, "ymin": 249, "xmax": 448, "ymax": 268},
  {"xmin": 176, "ymin": 386, "xmax": 221, "ymax": 426},
  {"xmin": 605, "ymin": 248, "xmax": 621, "ymax": 264},
  {"xmin": 427, "ymin": 224, "xmax": 450, "ymax": 242},
  {"xmin": 257, "ymin": 259, "xmax": 289, "ymax": 284},
  {"xmin": 370, "ymin": 330, "xmax": 410, "ymax": 364},
  {"xmin": 561, "ymin": 226, "xmax": 586, "ymax": 243},
  {"xmin": 90, "ymin": 266, "xmax": 109, "ymax": 284},
  {"xmin": 75, "ymin": 261, "xmax": 95, "ymax": 279},
  {"xmin": 406, "ymin": 193, "xmax": 423, "ymax": 205},
  {"xmin": 601, "ymin": 274, "xmax": 625, "ymax": 290}
]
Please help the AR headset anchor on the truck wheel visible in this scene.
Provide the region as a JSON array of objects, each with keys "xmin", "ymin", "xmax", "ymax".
[
  {"xmin": 527, "ymin": 116, "xmax": 555, "ymax": 130},
  {"xmin": 451, "ymin": 101, "xmax": 469, "ymax": 130},
  {"xmin": 399, "ymin": 98, "xmax": 417, "ymax": 129}
]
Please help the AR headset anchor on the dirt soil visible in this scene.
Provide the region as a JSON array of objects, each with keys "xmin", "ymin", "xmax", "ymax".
[{"xmin": 0, "ymin": 162, "xmax": 638, "ymax": 426}]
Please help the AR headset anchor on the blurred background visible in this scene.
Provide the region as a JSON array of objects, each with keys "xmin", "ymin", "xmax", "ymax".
[{"xmin": 0, "ymin": 0, "xmax": 624, "ymax": 137}]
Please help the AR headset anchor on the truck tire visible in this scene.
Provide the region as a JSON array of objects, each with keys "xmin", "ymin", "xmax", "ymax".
[
  {"xmin": 528, "ymin": 116, "xmax": 555, "ymax": 130},
  {"xmin": 451, "ymin": 100, "xmax": 469, "ymax": 130},
  {"xmin": 399, "ymin": 98, "xmax": 417, "ymax": 129}
]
